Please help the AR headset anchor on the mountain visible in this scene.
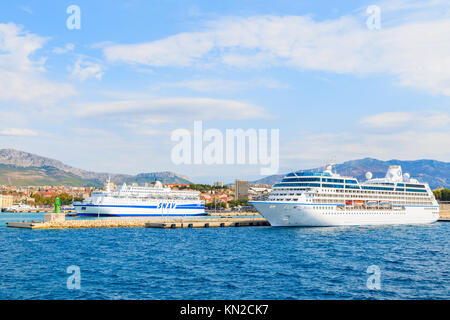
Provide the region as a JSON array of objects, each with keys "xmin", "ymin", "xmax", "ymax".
[
  {"xmin": 0, "ymin": 164, "xmax": 101, "ymax": 187},
  {"xmin": 251, "ymin": 174, "xmax": 284, "ymax": 185},
  {"xmin": 122, "ymin": 172, "xmax": 191, "ymax": 185},
  {"xmin": 0, "ymin": 149, "xmax": 191, "ymax": 186},
  {"xmin": 251, "ymin": 158, "xmax": 450, "ymax": 189},
  {"xmin": 2, "ymin": 149, "xmax": 448, "ymax": 189}
]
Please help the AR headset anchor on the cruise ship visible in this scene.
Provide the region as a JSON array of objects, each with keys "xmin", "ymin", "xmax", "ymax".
[
  {"xmin": 73, "ymin": 180, "xmax": 205, "ymax": 217},
  {"xmin": 250, "ymin": 164, "xmax": 440, "ymax": 227}
]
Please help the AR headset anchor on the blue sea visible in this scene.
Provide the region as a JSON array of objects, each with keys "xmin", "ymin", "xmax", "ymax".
[{"xmin": 0, "ymin": 213, "xmax": 448, "ymax": 300}]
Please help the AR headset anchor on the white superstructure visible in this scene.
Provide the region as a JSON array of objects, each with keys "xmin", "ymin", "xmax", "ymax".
[
  {"xmin": 250, "ymin": 164, "xmax": 439, "ymax": 227},
  {"xmin": 74, "ymin": 180, "xmax": 205, "ymax": 217}
]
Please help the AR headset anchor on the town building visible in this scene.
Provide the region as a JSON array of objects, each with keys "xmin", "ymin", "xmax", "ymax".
[
  {"xmin": 0, "ymin": 194, "xmax": 14, "ymax": 208},
  {"xmin": 235, "ymin": 180, "xmax": 249, "ymax": 200}
]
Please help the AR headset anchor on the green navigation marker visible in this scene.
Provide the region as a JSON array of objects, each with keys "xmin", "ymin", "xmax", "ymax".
[{"xmin": 54, "ymin": 196, "xmax": 61, "ymax": 214}]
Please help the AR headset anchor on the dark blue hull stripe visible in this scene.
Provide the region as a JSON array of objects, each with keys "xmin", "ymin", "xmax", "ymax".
[
  {"xmin": 76, "ymin": 213, "xmax": 208, "ymax": 217},
  {"xmin": 74, "ymin": 204, "xmax": 204, "ymax": 209}
]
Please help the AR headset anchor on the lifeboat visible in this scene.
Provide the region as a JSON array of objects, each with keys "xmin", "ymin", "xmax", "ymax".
[
  {"xmin": 366, "ymin": 200, "xmax": 378, "ymax": 207},
  {"xmin": 379, "ymin": 201, "xmax": 391, "ymax": 208}
]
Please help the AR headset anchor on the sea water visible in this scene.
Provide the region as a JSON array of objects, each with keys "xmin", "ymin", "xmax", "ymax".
[{"xmin": 0, "ymin": 213, "xmax": 448, "ymax": 299}]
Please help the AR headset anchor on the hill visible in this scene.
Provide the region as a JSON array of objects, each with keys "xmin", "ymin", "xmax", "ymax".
[
  {"xmin": 0, "ymin": 164, "xmax": 100, "ymax": 187},
  {"xmin": 0, "ymin": 149, "xmax": 191, "ymax": 186}
]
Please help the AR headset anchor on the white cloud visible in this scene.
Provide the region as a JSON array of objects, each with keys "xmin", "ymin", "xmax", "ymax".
[
  {"xmin": 104, "ymin": 13, "xmax": 450, "ymax": 96},
  {"xmin": 376, "ymin": 0, "xmax": 448, "ymax": 13},
  {"xmin": 73, "ymin": 97, "xmax": 272, "ymax": 123},
  {"xmin": 70, "ymin": 57, "xmax": 104, "ymax": 82},
  {"xmin": 160, "ymin": 78, "xmax": 288, "ymax": 92},
  {"xmin": 122, "ymin": 124, "xmax": 165, "ymax": 136},
  {"xmin": 104, "ymin": 31, "xmax": 215, "ymax": 67},
  {"xmin": 360, "ymin": 111, "xmax": 450, "ymax": 129},
  {"xmin": 0, "ymin": 23, "xmax": 75, "ymax": 104},
  {"xmin": 71, "ymin": 127, "xmax": 115, "ymax": 137},
  {"xmin": 284, "ymin": 129, "xmax": 450, "ymax": 166},
  {"xmin": 52, "ymin": 43, "xmax": 75, "ymax": 54},
  {"xmin": 20, "ymin": 6, "xmax": 32, "ymax": 15},
  {"xmin": 0, "ymin": 128, "xmax": 38, "ymax": 136},
  {"xmin": 284, "ymin": 110, "xmax": 450, "ymax": 166}
]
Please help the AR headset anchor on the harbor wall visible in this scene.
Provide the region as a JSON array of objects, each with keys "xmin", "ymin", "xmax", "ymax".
[
  {"xmin": 439, "ymin": 202, "xmax": 450, "ymax": 218},
  {"xmin": 7, "ymin": 216, "xmax": 269, "ymax": 229}
]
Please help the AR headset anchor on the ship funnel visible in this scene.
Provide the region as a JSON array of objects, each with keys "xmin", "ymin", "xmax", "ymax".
[
  {"xmin": 403, "ymin": 172, "xmax": 411, "ymax": 182},
  {"xmin": 385, "ymin": 165, "xmax": 403, "ymax": 182},
  {"xmin": 153, "ymin": 181, "xmax": 163, "ymax": 189}
]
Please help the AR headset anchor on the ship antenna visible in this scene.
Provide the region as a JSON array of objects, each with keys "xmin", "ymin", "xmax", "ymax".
[{"xmin": 105, "ymin": 176, "xmax": 111, "ymax": 193}]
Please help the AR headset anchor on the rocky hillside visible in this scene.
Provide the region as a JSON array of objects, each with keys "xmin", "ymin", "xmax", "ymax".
[{"xmin": 0, "ymin": 149, "xmax": 191, "ymax": 186}]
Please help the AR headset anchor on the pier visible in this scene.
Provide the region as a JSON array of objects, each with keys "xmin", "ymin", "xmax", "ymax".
[
  {"xmin": 6, "ymin": 216, "xmax": 269, "ymax": 229},
  {"xmin": 146, "ymin": 218, "xmax": 268, "ymax": 228},
  {"xmin": 1, "ymin": 208, "xmax": 76, "ymax": 214}
]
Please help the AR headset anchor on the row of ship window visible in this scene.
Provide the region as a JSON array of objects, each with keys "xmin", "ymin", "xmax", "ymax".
[
  {"xmin": 286, "ymin": 172, "xmax": 332, "ymax": 177},
  {"xmin": 284, "ymin": 206, "xmax": 407, "ymax": 214},
  {"xmin": 280, "ymin": 177, "xmax": 425, "ymax": 188},
  {"xmin": 317, "ymin": 193, "xmax": 429, "ymax": 198},
  {"xmin": 281, "ymin": 177, "xmax": 358, "ymax": 183},
  {"xmin": 272, "ymin": 192, "xmax": 429, "ymax": 198},
  {"xmin": 274, "ymin": 184, "xmax": 428, "ymax": 193},
  {"xmin": 313, "ymin": 200, "xmax": 433, "ymax": 205}
]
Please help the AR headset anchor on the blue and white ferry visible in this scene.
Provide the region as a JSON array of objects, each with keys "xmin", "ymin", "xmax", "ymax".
[
  {"xmin": 250, "ymin": 164, "xmax": 440, "ymax": 227},
  {"xmin": 74, "ymin": 180, "xmax": 205, "ymax": 217}
]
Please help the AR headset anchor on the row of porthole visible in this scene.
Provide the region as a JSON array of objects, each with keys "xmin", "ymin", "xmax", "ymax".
[{"xmin": 316, "ymin": 211, "xmax": 406, "ymax": 215}]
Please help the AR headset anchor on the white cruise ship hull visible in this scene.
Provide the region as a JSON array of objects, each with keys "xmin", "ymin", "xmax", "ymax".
[{"xmin": 250, "ymin": 202, "xmax": 439, "ymax": 227}]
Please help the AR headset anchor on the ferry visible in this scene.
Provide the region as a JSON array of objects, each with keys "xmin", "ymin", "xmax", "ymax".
[
  {"xmin": 73, "ymin": 180, "xmax": 205, "ymax": 217},
  {"xmin": 250, "ymin": 164, "xmax": 440, "ymax": 227},
  {"xmin": 1, "ymin": 203, "xmax": 34, "ymax": 213}
]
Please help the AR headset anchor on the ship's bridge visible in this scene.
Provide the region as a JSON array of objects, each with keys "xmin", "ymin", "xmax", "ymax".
[
  {"xmin": 87, "ymin": 181, "xmax": 200, "ymax": 201},
  {"xmin": 273, "ymin": 164, "xmax": 355, "ymax": 190},
  {"xmin": 270, "ymin": 164, "xmax": 431, "ymax": 196}
]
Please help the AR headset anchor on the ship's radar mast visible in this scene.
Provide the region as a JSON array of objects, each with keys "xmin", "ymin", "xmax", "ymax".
[
  {"xmin": 324, "ymin": 163, "xmax": 335, "ymax": 174},
  {"xmin": 105, "ymin": 176, "xmax": 111, "ymax": 193},
  {"xmin": 385, "ymin": 165, "xmax": 403, "ymax": 182}
]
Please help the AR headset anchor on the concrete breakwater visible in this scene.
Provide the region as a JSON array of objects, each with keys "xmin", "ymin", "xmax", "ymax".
[
  {"xmin": 1, "ymin": 208, "xmax": 76, "ymax": 213},
  {"xmin": 146, "ymin": 218, "xmax": 268, "ymax": 228},
  {"xmin": 6, "ymin": 216, "xmax": 269, "ymax": 229},
  {"xmin": 439, "ymin": 202, "xmax": 450, "ymax": 221},
  {"xmin": 207, "ymin": 211, "xmax": 260, "ymax": 216}
]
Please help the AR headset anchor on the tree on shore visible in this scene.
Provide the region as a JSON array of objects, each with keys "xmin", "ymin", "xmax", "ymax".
[
  {"xmin": 433, "ymin": 189, "xmax": 450, "ymax": 201},
  {"xmin": 31, "ymin": 193, "xmax": 84, "ymax": 206}
]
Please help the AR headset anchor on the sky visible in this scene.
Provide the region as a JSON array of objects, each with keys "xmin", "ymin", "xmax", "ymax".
[{"xmin": 0, "ymin": 0, "xmax": 450, "ymax": 183}]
